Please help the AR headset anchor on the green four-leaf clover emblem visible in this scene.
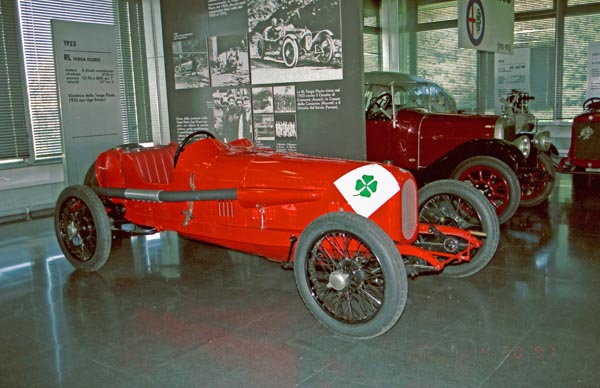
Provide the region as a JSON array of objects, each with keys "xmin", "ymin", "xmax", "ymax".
[{"xmin": 355, "ymin": 174, "xmax": 378, "ymax": 198}]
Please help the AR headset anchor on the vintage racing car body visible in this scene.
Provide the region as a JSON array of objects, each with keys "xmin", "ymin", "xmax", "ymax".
[
  {"xmin": 365, "ymin": 72, "xmax": 555, "ymax": 223},
  {"xmin": 54, "ymin": 132, "xmax": 499, "ymax": 339}
]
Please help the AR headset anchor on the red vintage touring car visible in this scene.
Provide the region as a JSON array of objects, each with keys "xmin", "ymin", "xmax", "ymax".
[
  {"xmin": 54, "ymin": 131, "xmax": 498, "ymax": 339},
  {"xmin": 365, "ymin": 72, "xmax": 555, "ymax": 224}
]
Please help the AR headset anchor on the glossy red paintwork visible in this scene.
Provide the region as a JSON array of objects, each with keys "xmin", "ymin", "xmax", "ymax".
[
  {"xmin": 94, "ymin": 138, "xmax": 418, "ymax": 262},
  {"xmin": 366, "ymin": 110, "xmax": 498, "ymax": 169}
]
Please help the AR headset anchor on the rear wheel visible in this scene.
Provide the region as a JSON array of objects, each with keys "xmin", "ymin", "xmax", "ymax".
[
  {"xmin": 451, "ymin": 156, "xmax": 520, "ymax": 224},
  {"xmin": 257, "ymin": 38, "xmax": 266, "ymax": 59},
  {"xmin": 54, "ymin": 185, "xmax": 112, "ymax": 271},
  {"xmin": 417, "ymin": 180, "xmax": 500, "ymax": 277},
  {"xmin": 294, "ymin": 212, "xmax": 407, "ymax": 339},
  {"xmin": 317, "ymin": 35, "xmax": 334, "ymax": 63},
  {"xmin": 520, "ymin": 153, "xmax": 556, "ymax": 207}
]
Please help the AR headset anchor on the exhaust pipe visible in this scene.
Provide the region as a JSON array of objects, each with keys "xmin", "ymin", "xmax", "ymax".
[{"xmin": 92, "ymin": 187, "xmax": 237, "ymax": 202}]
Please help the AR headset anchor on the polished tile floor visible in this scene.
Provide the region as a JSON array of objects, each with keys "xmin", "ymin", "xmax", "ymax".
[{"xmin": 1, "ymin": 173, "xmax": 600, "ymax": 388}]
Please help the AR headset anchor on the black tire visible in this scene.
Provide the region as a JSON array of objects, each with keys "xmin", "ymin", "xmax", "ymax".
[
  {"xmin": 281, "ymin": 37, "xmax": 298, "ymax": 68},
  {"xmin": 519, "ymin": 153, "xmax": 556, "ymax": 207},
  {"xmin": 294, "ymin": 212, "xmax": 407, "ymax": 339},
  {"xmin": 451, "ymin": 156, "xmax": 520, "ymax": 224},
  {"xmin": 317, "ymin": 35, "xmax": 334, "ymax": 63},
  {"xmin": 54, "ymin": 185, "xmax": 112, "ymax": 271},
  {"xmin": 257, "ymin": 38, "xmax": 265, "ymax": 59},
  {"xmin": 417, "ymin": 180, "xmax": 500, "ymax": 277}
]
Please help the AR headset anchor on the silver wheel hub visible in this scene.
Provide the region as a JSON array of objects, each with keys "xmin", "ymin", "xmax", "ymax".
[
  {"xmin": 327, "ymin": 271, "xmax": 349, "ymax": 291},
  {"xmin": 67, "ymin": 222, "xmax": 78, "ymax": 240},
  {"xmin": 443, "ymin": 237, "xmax": 460, "ymax": 253}
]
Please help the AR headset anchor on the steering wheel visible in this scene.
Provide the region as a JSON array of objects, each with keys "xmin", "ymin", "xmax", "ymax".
[
  {"xmin": 583, "ymin": 97, "xmax": 600, "ymax": 112},
  {"xmin": 366, "ymin": 92, "xmax": 392, "ymax": 120},
  {"xmin": 173, "ymin": 130, "xmax": 216, "ymax": 167}
]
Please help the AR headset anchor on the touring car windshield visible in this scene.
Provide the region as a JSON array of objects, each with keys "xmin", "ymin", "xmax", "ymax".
[{"xmin": 365, "ymin": 81, "xmax": 457, "ymax": 115}]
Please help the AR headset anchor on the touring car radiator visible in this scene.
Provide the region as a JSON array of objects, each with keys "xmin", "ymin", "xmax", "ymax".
[{"xmin": 92, "ymin": 187, "xmax": 237, "ymax": 202}]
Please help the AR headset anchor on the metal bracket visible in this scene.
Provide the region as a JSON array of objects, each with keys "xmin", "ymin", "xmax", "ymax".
[
  {"xmin": 257, "ymin": 205, "xmax": 265, "ymax": 230},
  {"xmin": 181, "ymin": 174, "xmax": 196, "ymax": 226}
]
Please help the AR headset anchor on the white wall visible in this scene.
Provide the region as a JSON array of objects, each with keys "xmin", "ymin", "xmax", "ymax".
[{"xmin": 0, "ymin": 164, "xmax": 64, "ymax": 219}]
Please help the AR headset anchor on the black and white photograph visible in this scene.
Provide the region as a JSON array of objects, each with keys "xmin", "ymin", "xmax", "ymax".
[
  {"xmin": 252, "ymin": 87, "xmax": 274, "ymax": 113},
  {"xmin": 208, "ymin": 34, "xmax": 250, "ymax": 87},
  {"xmin": 248, "ymin": 0, "xmax": 343, "ymax": 84},
  {"xmin": 253, "ymin": 113, "xmax": 275, "ymax": 141},
  {"xmin": 274, "ymin": 85, "xmax": 296, "ymax": 112},
  {"xmin": 274, "ymin": 112, "xmax": 297, "ymax": 140},
  {"xmin": 172, "ymin": 34, "xmax": 209, "ymax": 89},
  {"xmin": 211, "ymin": 87, "xmax": 251, "ymax": 142}
]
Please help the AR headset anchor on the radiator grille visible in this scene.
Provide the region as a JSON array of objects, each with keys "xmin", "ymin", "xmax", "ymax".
[
  {"xmin": 401, "ymin": 179, "xmax": 418, "ymax": 240},
  {"xmin": 574, "ymin": 121, "xmax": 600, "ymax": 160}
]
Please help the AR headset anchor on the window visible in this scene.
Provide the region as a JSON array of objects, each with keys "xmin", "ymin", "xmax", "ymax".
[
  {"xmin": 514, "ymin": 18, "xmax": 555, "ymax": 119},
  {"xmin": 417, "ymin": 28, "xmax": 477, "ymax": 112},
  {"xmin": 364, "ymin": 0, "xmax": 600, "ymax": 120},
  {"xmin": 0, "ymin": 0, "xmax": 152, "ymax": 165},
  {"xmin": 562, "ymin": 13, "xmax": 600, "ymax": 119},
  {"xmin": 0, "ymin": 0, "xmax": 29, "ymax": 162},
  {"xmin": 364, "ymin": 0, "xmax": 382, "ymax": 72}
]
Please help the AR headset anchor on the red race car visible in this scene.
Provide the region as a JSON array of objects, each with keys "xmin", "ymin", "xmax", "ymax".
[
  {"xmin": 557, "ymin": 97, "xmax": 600, "ymax": 174},
  {"xmin": 54, "ymin": 131, "xmax": 499, "ymax": 339}
]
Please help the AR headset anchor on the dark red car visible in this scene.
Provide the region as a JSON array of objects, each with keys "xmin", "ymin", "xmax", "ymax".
[
  {"xmin": 557, "ymin": 97, "xmax": 600, "ymax": 173},
  {"xmin": 365, "ymin": 72, "xmax": 555, "ymax": 224}
]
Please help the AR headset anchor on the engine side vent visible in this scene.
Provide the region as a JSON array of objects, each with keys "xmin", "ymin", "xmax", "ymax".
[{"xmin": 218, "ymin": 200, "xmax": 235, "ymax": 217}]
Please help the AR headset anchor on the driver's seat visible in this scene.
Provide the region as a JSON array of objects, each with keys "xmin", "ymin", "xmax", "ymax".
[{"xmin": 123, "ymin": 142, "xmax": 178, "ymax": 185}]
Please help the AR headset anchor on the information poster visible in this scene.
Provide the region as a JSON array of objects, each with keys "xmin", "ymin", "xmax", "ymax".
[
  {"xmin": 494, "ymin": 48, "xmax": 530, "ymax": 113},
  {"xmin": 588, "ymin": 42, "xmax": 600, "ymax": 100},
  {"xmin": 458, "ymin": 0, "xmax": 514, "ymax": 54},
  {"xmin": 161, "ymin": 0, "xmax": 365, "ymax": 160},
  {"xmin": 52, "ymin": 20, "xmax": 122, "ymax": 185}
]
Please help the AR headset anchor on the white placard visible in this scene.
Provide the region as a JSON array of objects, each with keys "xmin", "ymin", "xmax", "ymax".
[
  {"xmin": 52, "ymin": 20, "xmax": 122, "ymax": 186},
  {"xmin": 334, "ymin": 164, "xmax": 400, "ymax": 218},
  {"xmin": 494, "ymin": 48, "xmax": 530, "ymax": 113},
  {"xmin": 587, "ymin": 42, "xmax": 600, "ymax": 100},
  {"xmin": 458, "ymin": 0, "xmax": 514, "ymax": 54}
]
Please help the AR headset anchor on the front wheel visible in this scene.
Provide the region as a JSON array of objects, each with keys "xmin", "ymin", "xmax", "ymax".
[
  {"xmin": 54, "ymin": 185, "xmax": 112, "ymax": 271},
  {"xmin": 519, "ymin": 153, "xmax": 556, "ymax": 207},
  {"xmin": 451, "ymin": 156, "xmax": 520, "ymax": 224},
  {"xmin": 417, "ymin": 180, "xmax": 500, "ymax": 277},
  {"xmin": 294, "ymin": 212, "xmax": 407, "ymax": 339},
  {"xmin": 281, "ymin": 37, "xmax": 299, "ymax": 68}
]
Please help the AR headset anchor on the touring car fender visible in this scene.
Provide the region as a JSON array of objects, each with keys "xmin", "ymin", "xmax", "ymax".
[{"xmin": 418, "ymin": 138, "xmax": 526, "ymax": 184}]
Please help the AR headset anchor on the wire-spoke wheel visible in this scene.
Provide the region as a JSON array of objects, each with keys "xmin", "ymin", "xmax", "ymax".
[
  {"xmin": 54, "ymin": 185, "xmax": 112, "ymax": 271},
  {"xmin": 294, "ymin": 212, "xmax": 407, "ymax": 339},
  {"xmin": 520, "ymin": 153, "xmax": 556, "ymax": 207},
  {"xmin": 452, "ymin": 156, "xmax": 520, "ymax": 224},
  {"xmin": 417, "ymin": 180, "xmax": 499, "ymax": 277}
]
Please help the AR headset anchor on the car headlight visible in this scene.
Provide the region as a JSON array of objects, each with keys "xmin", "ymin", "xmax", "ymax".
[
  {"xmin": 495, "ymin": 116, "xmax": 516, "ymax": 140},
  {"xmin": 513, "ymin": 135, "xmax": 531, "ymax": 158},
  {"xmin": 532, "ymin": 130, "xmax": 552, "ymax": 152}
]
